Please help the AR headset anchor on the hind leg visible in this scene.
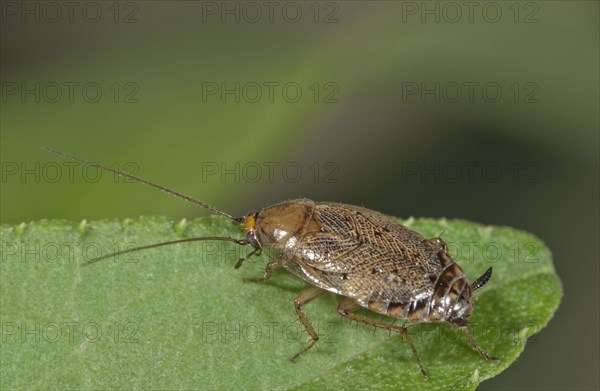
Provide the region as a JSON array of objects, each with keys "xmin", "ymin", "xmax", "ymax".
[
  {"xmin": 337, "ymin": 297, "xmax": 429, "ymax": 379},
  {"xmin": 459, "ymin": 325, "xmax": 499, "ymax": 362}
]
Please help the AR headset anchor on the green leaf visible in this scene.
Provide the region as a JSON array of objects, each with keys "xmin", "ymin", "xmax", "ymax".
[{"xmin": 1, "ymin": 216, "xmax": 562, "ymax": 390}]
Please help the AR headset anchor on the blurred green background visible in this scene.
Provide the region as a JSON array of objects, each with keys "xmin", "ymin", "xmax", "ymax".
[{"xmin": 1, "ymin": 1, "xmax": 598, "ymax": 389}]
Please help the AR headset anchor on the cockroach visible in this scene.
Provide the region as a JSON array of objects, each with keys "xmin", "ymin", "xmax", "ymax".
[{"xmin": 43, "ymin": 147, "xmax": 498, "ymax": 379}]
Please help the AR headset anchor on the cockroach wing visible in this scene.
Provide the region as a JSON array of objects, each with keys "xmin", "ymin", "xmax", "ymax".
[{"xmin": 291, "ymin": 203, "xmax": 444, "ymax": 308}]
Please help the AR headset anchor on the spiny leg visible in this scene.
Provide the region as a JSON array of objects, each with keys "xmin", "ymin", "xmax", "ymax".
[
  {"xmin": 290, "ymin": 285, "xmax": 327, "ymax": 362},
  {"xmin": 242, "ymin": 260, "xmax": 284, "ymax": 283},
  {"xmin": 459, "ymin": 326, "xmax": 499, "ymax": 362},
  {"xmin": 337, "ymin": 297, "xmax": 429, "ymax": 380}
]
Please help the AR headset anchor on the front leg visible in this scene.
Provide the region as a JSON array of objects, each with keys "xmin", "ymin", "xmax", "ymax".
[{"xmin": 242, "ymin": 260, "xmax": 284, "ymax": 283}]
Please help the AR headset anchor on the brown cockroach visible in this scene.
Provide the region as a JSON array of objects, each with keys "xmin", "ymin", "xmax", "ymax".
[{"xmin": 43, "ymin": 147, "xmax": 498, "ymax": 379}]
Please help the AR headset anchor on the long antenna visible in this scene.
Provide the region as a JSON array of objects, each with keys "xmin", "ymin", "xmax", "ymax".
[
  {"xmin": 42, "ymin": 146, "xmax": 242, "ymax": 222},
  {"xmin": 83, "ymin": 237, "xmax": 249, "ymax": 266}
]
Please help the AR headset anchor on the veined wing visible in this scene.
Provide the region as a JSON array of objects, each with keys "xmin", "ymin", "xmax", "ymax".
[{"xmin": 290, "ymin": 202, "xmax": 443, "ymax": 307}]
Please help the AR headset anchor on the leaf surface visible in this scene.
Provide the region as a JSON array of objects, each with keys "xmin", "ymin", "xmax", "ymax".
[{"xmin": 0, "ymin": 217, "xmax": 562, "ymax": 390}]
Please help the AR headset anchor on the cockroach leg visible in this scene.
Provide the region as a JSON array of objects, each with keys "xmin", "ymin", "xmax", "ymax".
[
  {"xmin": 290, "ymin": 285, "xmax": 327, "ymax": 363},
  {"xmin": 234, "ymin": 247, "xmax": 261, "ymax": 269},
  {"xmin": 459, "ymin": 326, "xmax": 499, "ymax": 362},
  {"xmin": 337, "ymin": 297, "xmax": 429, "ymax": 380},
  {"xmin": 242, "ymin": 260, "xmax": 284, "ymax": 283}
]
